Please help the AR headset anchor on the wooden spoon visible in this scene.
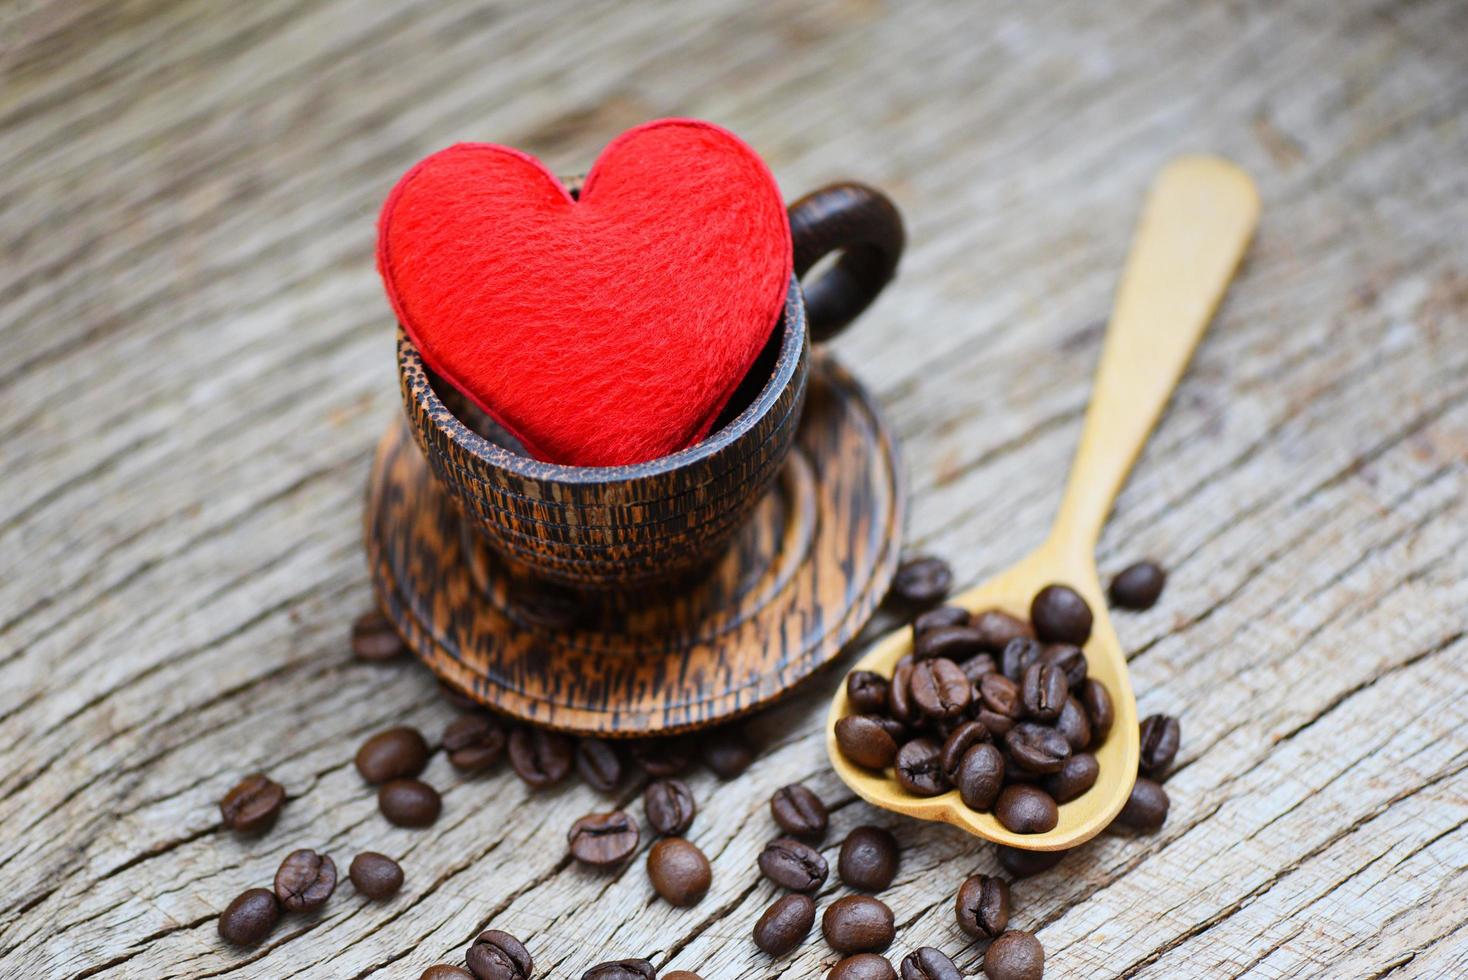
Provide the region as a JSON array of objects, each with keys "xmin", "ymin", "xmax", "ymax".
[{"xmin": 826, "ymin": 156, "xmax": 1260, "ymax": 851}]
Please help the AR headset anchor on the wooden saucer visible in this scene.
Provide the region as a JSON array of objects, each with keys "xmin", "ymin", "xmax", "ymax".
[{"xmin": 364, "ymin": 354, "xmax": 905, "ymax": 735}]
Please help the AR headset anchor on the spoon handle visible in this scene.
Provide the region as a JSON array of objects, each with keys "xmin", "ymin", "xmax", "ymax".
[{"xmin": 1050, "ymin": 156, "xmax": 1259, "ymax": 555}]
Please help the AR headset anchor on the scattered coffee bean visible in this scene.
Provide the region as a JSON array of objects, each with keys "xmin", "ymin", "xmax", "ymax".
[
  {"xmin": 349, "ymin": 852, "xmax": 403, "ymax": 900},
  {"xmin": 421, "ymin": 966, "xmax": 475, "ymax": 980},
  {"xmin": 983, "ymin": 930, "xmax": 1044, "ymax": 980},
  {"xmin": 836, "ymin": 716, "xmax": 899, "ymax": 770},
  {"xmin": 770, "ymin": 783, "xmax": 828, "ymax": 839},
  {"xmin": 1021, "ymin": 662, "xmax": 1068, "ymax": 721},
  {"xmin": 647, "ymin": 837, "xmax": 711, "ymax": 906},
  {"xmin": 899, "ymin": 948, "xmax": 961, "ymax": 980},
  {"xmin": 1080, "ymin": 678, "xmax": 1113, "ymax": 745},
  {"xmin": 355, "ymin": 727, "xmax": 430, "ymax": 784},
  {"xmin": 466, "ymin": 929, "xmax": 532, "ymax": 980},
  {"xmin": 631, "ymin": 736, "xmax": 694, "ymax": 777},
  {"xmin": 438, "ymin": 682, "xmax": 482, "ymax": 713},
  {"xmin": 752, "ymin": 893, "xmax": 815, "ymax": 956},
  {"xmin": 823, "ymin": 895, "xmax": 895, "ymax": 953},
  {"xmin": 955, "ymin": 743, "xmax": 1006, "ymax": 810},
  {"xmin": 219, "ymin": 773, "xmax": 285, "ymax": 834},
  {"xmin": 701, "ymin": 728, "xmax": 755, "ymax": 779},
  {"xmin": 838, "ymin": 825, "xmax": 899, "ymax": 891},
  {"xmin": 663, "ymin": 973, "xmax": 702, "ymax": 980},
  {"xmin": 1044, "ymin": 752, "xmax": 1099, "ymax": 803},
  {"xmin": 575, "ymin": 739, "xmax": 624, "ymax": 792},
  {"xmin": 997, "ymin": 844, "xmax": 1067, "ymax": 878},
  {"xmin": 909, "ymin": 658, "xmax": 971, "ymax": 720},
  {"xmin": 508, "ymin": 728, "xmax": 573, "ymax": 788},
  {"xmin": 1038, "ymin": 642, "xmax": 1087, "ymax": 690},
  {"xmin": 568, "ymin": 811, "xmax": 640, "ymax": 867},
  {"xmin": 972, "ymin": 609, "xmax": 1034, "ymax": 651},
  {"xmin": 1054, "ymin": 696, "xmax": 1092, "ymax": 751},
  {"xmin": 1110, "ymin": 560, "xmax": 1166, "ymax": 609},
  {"xmin": 1117, "ymin": 776, "xmax": 1170, "ymax": 831},
  {"xmin": 894, "ymin": 738, "xmax": 947, "ymax": 796},
  {"xmin": 758, "ymin": 837, "xmax": 828, "ymax": 892},
  {"xmin": 218, "ymin": 887, "xmax": 278, "ymax": 946},
  {"xmin": 1005, "ymin": 723, "xmax": 1071, "ymax": 774},
  {"xmin": 1000, "ymin": 637, "xmax": 1044, "ymax": 683},
  {"xmin": 829, "ymin": 953, "xmax": 897, "ymax": 980},
  {"xmin": 955, "ymin": 873, "xmax": 1010, "ymax": 938},
  {"xmin": 352, "ymin": 609, "xmax": 406, "ymax": 662},
  {"xmin": 644, "ymin": 779, "xmax": 696, "ymax": 836},
  {"xmin": 914, "ymin": 624, "xmax": 986, "ymax": 662},
  {"xmin": 847, "ymin": 671, "xmax": 890, "ymax": 714},
  {"xmin": 378, "ymin": 778, "xmax": 441, "ymax": 827},
  {"xmin": 1031, "ymin": 584, "xmax": 1092, "ymax": 645},
  {"xmin": 1138, "ymin": 713, "xmax": 1181, "ymax": 779},
  {"xmin": 994, "ymin": 784, "xmax": 1059, "ymax": 834},
  {"xmin": 582, "ymin": 962, "xmax": 654, "ymax": 980},
  {"xmin": 444, "ymin": 715, "xmax": 506, "ymax": 772},
  {"xmin": 890, "ymin": 556, "xmax": 953, "ymax": 609},
  {"xmin": 939, "ymin": 720, "xmax": 991, "ymax": 781},
  {"xmin": 274, "ymin": 848, "xmax": 336, "ymax": 911}
]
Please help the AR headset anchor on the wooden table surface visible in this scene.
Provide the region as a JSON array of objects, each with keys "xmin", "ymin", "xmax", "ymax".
[{"xmin": 3, "ymin": 1, "xmax": 1466, "ymax": 977}]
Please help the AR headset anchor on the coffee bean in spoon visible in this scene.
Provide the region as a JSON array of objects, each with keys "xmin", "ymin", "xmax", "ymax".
[
  {"xmin": 836, "ymin": 715, "xmax": 899, "ymax": 770},
  {"xmin": 971, "ymin": 609, "xmax": 1034, "ymax": 651},
  {"xmin": 1110, "ymin": 559, "xmax": 1166, "ymax": 609},
  {"xmin": 466, "ymin": 929, "xmax": 532, "ymax": 980},
  {"xmin": 443, "ymin": 715, "xmax": 506, "ymax": 773},
  {"xmin": 770, "ymin": 783, "xmax": 828, "ymax": 838},
  {"xmin": 999, "ymin": 637, "xmax": 1044, "ymax": 683},
  {"xmin": 997, "ymin": 844, "xmax": 1067, "ymax": 878},
  {"xmin": 888, "ymin": 661, "xmax": 917, "ymax": 725},
  {"xmin": 823, "ymin": 894, "xmax": 895, "ymax": 953},
  {"xmin": 1038, "ymin": 642, "xmax": 1087, "ymax": 690},
  {"xmin": 837, "ymin": 825, "xmax": 899, "ymax": 891},
  {"xmin": 1005, "ymin": 723, "xmax": 1071, "ymax": 774},
  {"xmin": 938, "ymin": 720, "xmax": 991, "ymax": 781},
  {"xmin": 568, "ymin": 811, "xmax": 640, "ymax": 867},
  {"xmin": 913, "ymin": 605, "xmax": 969, "ymax": 636},
  {"xmin": 847, "ymin": 670, "xmax": 890, "ymax": 714},
  {"xmin": 1031, "ymin": 583, "xmax": 1093, "ymax": 645},
  {"xmin": 890, "ymin": 556, "xmax": 953, "ymax": 609},
  {"xmin": 830, "ymin": 954, "xmax": 897, "ymax": 980},
  {"xmin": 955, "ymin": 872, "xmax": 1010, "ymax": 938},
  {"xmin": 1043, "ymin": 751, "xmax": 1099, "ymax": 803},
  {"xmin": 218, "ymin": 888, "xmax": 279, "ymax": 946},
  {"xmin": 959, "ymin": 653, "xmax": 999, "ymax": 683},
  {"xmin": 644, "ymin": 779, "xmax": 696, "ymax": 836},
  {"xmin": 1116, "ymin": 776, "xmax": 1170, "ymax": 831},
  {"xmin": 1081, "ymin": 678, "xmax": 1114, "ymax": 745},
  {"xmin": 378, "ymin": 778, "xmax": 442, "ymax": 827},
  {"xmin": 994, "ymin": 784, "xmax": 1059, "ymax": 834},
  {"xmin": 1020, "ymin": 661, "xmax": 1068, "ymax": 721},
  {"xmin": 274, "ymin": 848, "xmax": 336, "ymax": 911},
  {"xmin": 914, "ymin": 624, "xmax": 986, "ymax": 662},
  {"xmin": 647, "ymin": 838, "xmax": 711, "ymax": 906},
  {"xmin": 352, "ymin": 609, "xmax": 406, "ymax": 662},
  {"xmin": 900, "ymin": 947, "xmax": 961, "ymax": 980},
  {"xmin": 983, "ymin": 930, "xmax": 1045, "ymax": 980},
  {"xmin": 978, "ymin": 673, "xmax": 1024, "ymax": 720},
  {"xmin": 349, "ymin": 852, "xmax": 404, "ymax": 900},
  {"xmin": 909, "ymin": 658, "xmax": 971, "ymax": 720},
  {"xmin": 508, "ymin": 728, "xmax": 573, "ymax": 788},
  {"xmin": 955, "ymin": 742, "xmax": 1005, "ymax": 810},
  {"xmin": 355, "ymin": 727, "xmax": 430, "ymax": 784},
  {"xmin": 575, "ymin": 739, "xmax": 624, "ymax": 792},
  {"xmin": 1139, "ymin": 713, "xmax": 1181, "ymax": 779},
  {"xmin": 894, "ymin": 738, "xmax": 947, "ymax": 796},
  {"xmin": 219, "ymin": 773, "xmax": 285, "ymax": 834},
  {"xmin": 1055, "ymin": 696, "xmax": 1092, "ymax": 751},
  {"xmin": 582, "ymin": 961, "xmax": 654, "ymax": 980},
  {"xmin": 758, "ymin": 837, "xmax": 828, "ymax": 892},
  {"xmin": 752, "ymin": 893, "xmax": 815, "ymax": 955}
]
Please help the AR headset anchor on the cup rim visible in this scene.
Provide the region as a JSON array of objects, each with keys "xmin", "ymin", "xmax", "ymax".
[{"xmin": 400, "ymin": 272, "xmax": 806, "ymax": 486}]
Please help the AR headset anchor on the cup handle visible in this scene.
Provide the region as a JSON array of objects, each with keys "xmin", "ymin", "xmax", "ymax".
[{"xmin": 788, "ymin": 183, "xmax": 906, "ymax": 342}]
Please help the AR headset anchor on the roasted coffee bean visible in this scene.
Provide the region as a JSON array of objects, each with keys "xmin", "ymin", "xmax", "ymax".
[
  {"xmin": 999, "ymin": 637, "xmax": 1044, "ymax": 683},
  {"xmin": 976, "ymin": 707, "xmax": 1015, "ymax": 739},
  {"xmin": 1117, "ymin": 776, "xmax": 1170, "ymax": 831},
  {"xmin": 894, "ymin": 738, "xmax": 947, "ymax": 796},
  {"xmin": 1044, "ymin": 752, "xmax": 1099, "ymax": 803},
  {"xmin": 959, "ymin": 653, "xmax": 999, "ymax": 683},
  {"xmin": 568, "ymin": 811, "xmax": 640, "ymax": 867},
  {"xmin": 355, "ymin": 727, "xmax": 430, "ymax": 784},
  {"xmin": 758, "ymin": 837, "xmax": 828, "ymax": 892},
  {"xmin": 835, "ymin": 715, "xmax": 899, "ymax": 770},
  {"xmin": 701, "ymin": 728, "xmax": 755, "ymax": 779},
  {"xmin": 274, "ymin": 848, "xmax": 336, "ymax": 911},
  {"xmin": 1038, "ymin": 642, "xmax": 1087, "ymax": 690},
  {"xmin": 352, "ymin": 610, "xmax": 406, "ymax": 662},
  {"xmin": 218, "ymin": 888, "xmax": 278, "ymax": 946},
  {"xmin": 875, "ymin": 715, "xmax": 908, "ymax": 742},
  {"xmin": 752, "ymin": 893, "xmax": 815, "ymax": 955},
  {"xmin": 847, "ymin": 670, "xmax": 890, "ymax": 713},
  {"xmin": 663, "ymin": 973, "xmax": 703, "ymax": 980},
  {"xmin": 508, "ymin": 728, "xmax": 573, "ymax": 787},
  {"xmin": 438, "ymin": 681, "xmax": 482, "ymax": 713},
  {"xmin": 890, "ymin": 556, "xmax": 952, "ymax": 609},
  {"xmin": 914, "ymin": 624, "xmax": 987, "ymax": 662},
  {"xmin": 888, "ymin": 661, "xmax": 916, "ymax": 725},
  {"xmin": 909, "ymin": 658, "xmax": 971, "ymax": 720},
  {"xmin": 421, "ymin": 966, "xmax": 475, "ymax": 980},
  {"xmin": 939, "ymin": 719, "xmax": 991, "ymax": 780},
  {"xmin": 647, "ymin": 837, "xmax": 711, "ymax": 906},
  {"xmin": 466, "ymin": 929, "xmax": 532, "ymax": 980},
  {"xmin": 1005, "ymin": 722, "xmax": 1071, "ymax": 774},
  {"xmin": 979, "ymin": 673, "xmax": 1023, "ymax": 718},
  {"xmin": 378, "ymin": 778, "xmax": 442, "ymax": 827},
  {"xmin": 1081, "ymin": 678, "xmax": 1114, "ymax": 745},
  {"xmin": 983, "ymin": 930, "xmax": 1044, "ymax": 980},
  {"xmin": 997, "ymin": 843, "xmax": 1067, "ymax": 878},
  {"xmin": 644, "ymin": 779, "xmax": 696, "ymax": 836},
  {"xmin": 1031, "ymin": 584, "xmax": 1093, "ymax": 645},
  {"xmin": 995, "ymin": 784, "xmax": 1059, "ymax": 834},
  {"xmin": 219, "ymin": 773, "xmax": 285, "ymax": 834},
  {"xmin": 955, "ymin": 873, "xmax": 1010, "ymax": 938},
  {"xmin": 444, "ymin": 715, "xmax": 506, "ymax": 772},
  {"xmin": 1110, "ymin": 560, "xmax": 1166, "ymax": 609},
  {"xmin": 1055, "ymin": 696, "xmax": 1092, "ymax": 751},
  {"xmin": 575, "ymin": 739, "xmax": 624, "ymax": 792},
  {"xmin": 349, "ymin": 852, "xmax": 403, "ymax": 899},
  {"xmin": 770, "ymin": 783, "xmax": 828, "ymax": 838},
  {"xmin": 1021, "ymin": 662, "xmax": 1068, "ymax": 721},
  {"xmin": 581, "ymin": 960, "xmax": 654, "ymax": 980},
  {"xmin": 823, "ymin": 895, "xmax": 895, "ymax": 953},
  {"xmin": 900, "ymin": 947, "xmax": 961, "ymax": 980},
  {"xmin": 913, "ymin": 605, "xmax": 970, "ymax": 636},
  {"xmin": 830, "ymin": 954, "xmax": 897, "ymax": 980},
  {"xmin": 631, "ymin": 735, "xmax": 694, "ymax": 777},
  {"xmin": 971, "ymin": 609, "xmax": 1034, "ymax": 651},
  {"xmin": 1139, "ymin": 713, "xmax": 1181, "ymax": 779},
  {"xmin": 955, "ymin": 742, "xmax": 1006, "ymax": 810},
  {"xmin": 838, "ymin": 825, "xmax": 899, "ymax": 891}
]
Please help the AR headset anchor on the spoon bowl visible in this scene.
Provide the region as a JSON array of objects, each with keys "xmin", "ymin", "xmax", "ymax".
[{"xmin": 827, "ymin": 156, "xmax": 1260, "ymax": 850}]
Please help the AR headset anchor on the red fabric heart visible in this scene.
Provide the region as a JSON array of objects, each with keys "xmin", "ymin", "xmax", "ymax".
[{"xmin": 377, "ymin": 119, "xmax": 792, "ymax": 467}]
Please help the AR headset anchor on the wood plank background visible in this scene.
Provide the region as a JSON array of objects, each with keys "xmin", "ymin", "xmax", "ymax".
[{"xmin": 2, "ymin": 0, "xmax": 1465, "ymax": 976}]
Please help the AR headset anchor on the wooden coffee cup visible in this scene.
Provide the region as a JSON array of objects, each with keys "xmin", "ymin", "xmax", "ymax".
[{"xmin": 397, "ymin": 183, "xmax": 904, "ymax": 592}]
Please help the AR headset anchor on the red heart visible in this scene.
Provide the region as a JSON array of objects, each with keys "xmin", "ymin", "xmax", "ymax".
[{"xmin": 377, "ymin": 119, "xmax": 792, "ymax": 467}]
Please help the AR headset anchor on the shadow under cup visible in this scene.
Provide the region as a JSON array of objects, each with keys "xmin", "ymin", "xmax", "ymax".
[{"xmin": 397, "ymin": 275, "xmax": 810, "ymax": 596}]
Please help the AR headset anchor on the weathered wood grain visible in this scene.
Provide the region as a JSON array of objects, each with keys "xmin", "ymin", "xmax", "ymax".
[{"xmin": 2, "ymin": 0, "xmax": 1465, "ymax": 977}]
